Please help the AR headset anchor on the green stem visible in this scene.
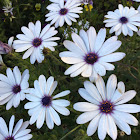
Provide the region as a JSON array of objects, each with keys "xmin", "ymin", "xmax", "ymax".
[{"xmin": 60, "ymin": 125, "xmax": 82, "ymax": 140}]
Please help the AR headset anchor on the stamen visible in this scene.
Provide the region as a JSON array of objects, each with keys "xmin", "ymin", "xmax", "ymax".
[
  {"xmin": 32, "ymin": 38, "xmax": 42, "ymax": 47},
  {"xmin": 85, "ymin": 52, "xmax": 98, "ymax": 64},
  {"xmin": 59, "ymin": 8, "xmax": 68, "ymax": 15},
  {"xmin": 12, "ymin": 85, "xmax": 21, "ymax": 94},
  {"xmin": 99, "ymin": 101, "xmax": 114, "ymax": 114},
  {"xmin": 119, "ymin": 17, "xmax": 128, "ymax": 24},
  {"xmin": 41, "ymin": 95, "xmax": 52, "ymax": 107}
]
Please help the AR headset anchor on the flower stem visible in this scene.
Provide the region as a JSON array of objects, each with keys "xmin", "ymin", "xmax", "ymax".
[{"xmin": 60, "ymin": 125, "xmax": 82, "ymax": 140}]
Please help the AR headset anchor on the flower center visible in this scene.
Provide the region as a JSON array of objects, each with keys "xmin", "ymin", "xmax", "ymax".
[
  {"xmin": 12, "ymin": 85, "xmax": 21, "ymax": 94},
  {"xmin": 100, "ymin": 101, "xmax": 114, "ymax": 114},
  {"xmin": 119, "ymin": 17, "xmax": 128, "ymax": 24},
  {"xmin": 85, "ymin": 52, "xmax": 98, "ymax": 64},
  {"xmin": 41, "ymin": 95, "xmax": 52, "ymax": 107},
  {"xmin": 59, "ymin": 8, "xmax": 68, "ymax": 15},
  {"xmin": 5, "ymin": 136, "xmax": 15, "ymax": 140},
  {"xmin": 32, "ymin": 38, "xmax": 42, "ymax": 47}
]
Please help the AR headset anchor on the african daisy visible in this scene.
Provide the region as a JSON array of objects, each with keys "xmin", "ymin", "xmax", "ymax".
[
  {"xmin": 59, "ymin": 27, "xmax": 125, "ymax": 82},
  {"xmin": 46, "ymin": 0, "xmax": 83, "ymax": 28},
  {"xmin": 24, "ymin": 75, "xmax": 70, "ymax": 129},
  {"xmin": 104, "ymin": 4, "xmax": 140, "ymax": 36},
  {"xmin": 0, "ymin": 66, "xmax": 29, "ymax": 110},
  {"xmin": 74, "ymin": 74, "xmax": 140, "ymax": 139},
  {"xmin": 0, "ymin": 115, "xmax": 32, "ymax": 140},
  {"xmin": 13, "ymin": 20, "xmax": 60, "ymax": 64}
]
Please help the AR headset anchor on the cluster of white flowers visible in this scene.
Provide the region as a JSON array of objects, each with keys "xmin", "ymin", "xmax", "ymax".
[{"xmin": 1, "ymin": 0, "xmax": 140, "ymax": 140}]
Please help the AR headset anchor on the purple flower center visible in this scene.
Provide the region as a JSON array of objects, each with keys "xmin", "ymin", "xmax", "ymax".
[
  {"xmin": 85, "ymin": 52, "xmax": 98, "ymax": 64},
  {"xmin": 41, "ymin": 95, "xmax": 52, "ymax": 107},
  {"xmin": 99, "ymin": 101, "xmax": 114, "ymax": 114},
  {"xmin": 119, "ymin": 17, "xmax": 128, "ymax": 24},
  {"xmin": 32, "ymin": 38, "xmax": 42, "ymax": 47},
  {"xmin": 5, "ymin": 136, "xmax": 15, "ymax": 140},
  {"xmin": 12, "ymin": 85, "xmax": 21, "ymax": 94},
  {"xmin": 59, "ymin": 8, "xmax": 68, "ymax": 15}
]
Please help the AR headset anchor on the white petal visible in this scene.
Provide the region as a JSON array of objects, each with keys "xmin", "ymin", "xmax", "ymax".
[
  {"xmin": 35, "ymin": 20, "xmax": 41, "ymax": 37},
  {"xmin": 87, "ymin": 113, "xmax": 101, "ymax": 136},
  {"xmin": 24, "ymin": 102, "xmax": 40, "ymax": 109},
  {"xmin": 38, "ymin": 75, "xmax": 46, "ymax": 94},
  {"xmin": 0, "ymin": 117, "xmax": 8, "ymax": 137},
  {"xmin": 79, "ymin": 29, "xmax": 90, "ymax": 52},
  {"xmin": 81, "ymin": 64, "xmax": 92, "ymax": 77},
  {"xmin": 63, "ymin": 40, "xmax": 85, "ymax": 56},
  {"xmin": 78, "ymin": 88, "xmax": 99, "ymax": 105},
  {"xmin": 13, "ymin": 94, "xmax": 20, "ymax": 108},
  {"xmin": 6, "ymin": 68, "xmax": 16, "ymax": 85},
  {"xmin": 30, "ymin": 108, "xmax": 43, "ymax": 125},
  {"xmin": 94, "ymin": 28, "xmax": 106, "ymax": 53},
  {"xmin": 52, "ymin": 104, "xmax": 70, "ymax": 116},
  {"xmin": 16, "ymin": 134, "xmax": 32, "ymax": 140},
  {"xmin": 99, "ymin": 52, "xmax": 126, "ymax": 63},
  {"xmin": 9, "ymin": 115, "xmax": 15, "ymax": 136},
  {"xmin": 64, "ymin": 62, "xmax": 85, "ymax": 75},
  {"xmin": 13, "ymin": 66, "xmax": 21, "ymax": 85},
  {"xmin": 46, "ymin": 76, "xmax": 54, "ymax": 95},
  {"xmin": 76, "ymin": 110, "xmax": 100, "ymax": 124},
  {"xmin": 49, "ymin": 107, "xmax": 61, "ymax": 126},
  {"xmin": 112, "ymin": 111, "xmax": 131, "ymax": 135},
  {"xmin": 22, "ymin": 47, "xmax": 34, "ymax": 59},
  {"xmin": 73, "ymin": 102, "xmax": 99, "ymax": 112},
  {"xmin": 34, "ymin": 80, "xmax": 43, "ymax": 96},
  {"xmin": 87, "ymin": 26, "xmax": 96, "ymax": 52},
  {"xmin": 107, "ymin": 115, "xmax": 117, "ymax": 140},
  {"xmin": 40, "ymin": 24, "xmax": 51, "ymax": 38},
  {"xmin": 21, "ymin": 26, "xmax": 34, "ymax": 39},
  {"xmin": 117, "ymin": 81, "xmax": 125, "ymax": 93},
  {"xmin": 49, "ymin": 81, "xmax": 58, "ymax": 96},
  {"xmin": 14, "ymin": 129, "xmax": 31, "ymax": 139},
  {"xmin": 53, "ymin": 90, "xmax": 70, "ymax": 99},
  {"xmin": 13, "ymin": 119, "xmax": 23, "ymax": 136},
  {"xmin": 98, "ymin": 41, "xmax": 122, "ymax": 57},
  {"xmin": 84, "ymin": 81, "xmax": 102, "ymax": 102},
  {"xmin": 115, "ymin": 104, "xmax": 140, "ymax": 113},
  {"xmin": 113, "ymin": 110, "xmax": 138, "ymax": 126},
  {"xmin": 52, "ymin": 99, "xmax": 70, "ymax": 107},
  {"xmin": 95, "ymin": 76, "xmax": 106, "ymax": 100},
  {"xmin": 8, "ymin": 36, "xmax": 14, "ymax": 47},
  {"xmin": 115, "ymin": 90, "xmax": 136, "ymax": 105},
  {"xmin": 36, "ymin": 108, "xmax": 45, "ymax": 129},
  {"xmin": 71, "ymin": 33, "xmax": 87, "ymax": 53},
  {"xmin": 106, "ymin": 74, "xmax": 117, "ymax": 100},
  {"xmin": 98, "ymin": 114, "xmax": 107, "ymax": 140},
  {"xmin": 46, "ymin": 108, "xmax": 54, "ymax": 129},
  {"xmin": 94, "ymin": 63, "xmax": 106, "ymax": 76}
]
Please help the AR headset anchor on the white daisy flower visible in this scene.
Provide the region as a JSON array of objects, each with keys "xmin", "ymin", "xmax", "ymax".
[
  {"xmin": 59, "ymin": 27, "xmax": 125, "ymax": 82},
  {"xmin": 0, "ymin": 66, "xmax": 29, "ymax": 110},
  {"xmin": 0, "ymin": 115, "xmax": 32, "ymax": 140},
  {"xmin": 104, "ymin": 4, "xmax": 140, "ymax": 36},
  {"xmin": 74, "ymin": 74, "xmax": 140, "ymax": 139},
  {"xmin": 45, "ymin": 0, "xmax": 83, "ymax": 28},
  {"xmin": 24, "ymin": 75, "xmax": 70, "ymax": 129},
  {"xmin": 13, "ymin": 20, "xmax": 60, "ymax": 64}
]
